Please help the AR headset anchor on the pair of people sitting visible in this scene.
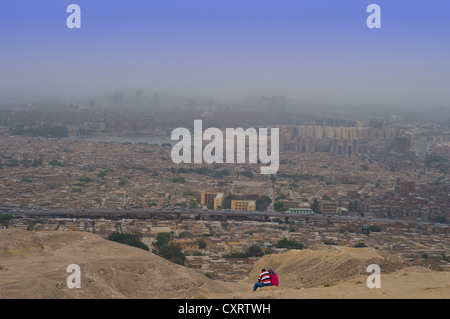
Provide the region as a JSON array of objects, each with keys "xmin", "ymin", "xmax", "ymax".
[{"xmin": 252, "ymin": 268, "xmax": 279, "ymax": 291}]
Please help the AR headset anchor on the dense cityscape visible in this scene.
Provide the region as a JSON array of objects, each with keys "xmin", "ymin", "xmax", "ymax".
[{"xmin": 1, "ymin": 94, "xmax": 449, "ymax": 281}]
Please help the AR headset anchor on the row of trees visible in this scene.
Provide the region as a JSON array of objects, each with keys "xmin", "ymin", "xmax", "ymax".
[
  {"xmin": 9, "ymin": 123, "xmax": 69, "ymax": 138},
  {"xmin": 0, "ymin": 157, "xmax": 72, "ymax": 169},
  {"xmin": 106, "ymin": 231, "xmax": 189, "ymax": 266},
  {"xmin": 152, "ymin": 232, "xmax": 186, "ymax": 266},
  {"xmin": 222, "ymin": 244, "xmax": 265, "ymax": 258},
  {"xmin": 108, "ymin": 232, "xmax": 150, "ymax": 251},
  {"xmin": 0, "ymin": 213, "xmax": 12, "ymax": 227},
  {"xmin": 275, "ymin": 237, "xmax": 304, "ymax": 250}
]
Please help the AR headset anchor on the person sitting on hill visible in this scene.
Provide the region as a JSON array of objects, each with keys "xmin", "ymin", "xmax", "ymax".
[
  {"xmin": 252, "ymin": 269, "xmax": 271, "ymax": 291},
  {"xmin": 268, "ymin": 268, "xmax": 279, "ymax": 286}
]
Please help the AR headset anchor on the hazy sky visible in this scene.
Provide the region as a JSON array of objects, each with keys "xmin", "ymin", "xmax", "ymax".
[{"xmin": 1, "ymin": 0, "xmax": 449, "ymax": 108}]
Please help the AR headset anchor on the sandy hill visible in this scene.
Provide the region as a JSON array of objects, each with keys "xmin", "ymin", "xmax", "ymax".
[
  {"xmin": 245, "ymin": 245, "xmax": 404, "ymax": 289},
  {"xmin": 1, "ymin": 229, "xmax": 449, "ymax": 299},
  {"xmin": 212, "ymin": 246, "xmax": 450, "ymax": 299},
  {"xmin": 0, "ymin": 228, "xmax": 232, "ymax": 298}
]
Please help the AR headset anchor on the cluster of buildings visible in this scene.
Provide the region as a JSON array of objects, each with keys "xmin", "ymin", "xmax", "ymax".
[
  {"xmin": 1, "ymin": 133, "xmax": 449, "ymax": 225},
  {"xmin": 279, "ymin": 124, "xmax": 407, "ymax": 155},
  {"xmin": 6, "ymin": 212, "xmax": 449, "ymax": 280},
  {"xmin": 200, "ymin": 192, "xmax": 256, "ymax": 211},
  {"xmin": 1, "ymin": 117, "xmax": 449, "ymax": 280},
  {"xmin": 0, "ymin": 136, "xmax": 274, "ymax": 212}
]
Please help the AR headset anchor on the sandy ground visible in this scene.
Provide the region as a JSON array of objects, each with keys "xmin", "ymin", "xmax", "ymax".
[
  {"xmin": 211, "ymin": 267, "xmax": 450, "ymax": 299},
  {"xmin": 1, "ymin": 229, "xmax": 449, "ymax": 299}
]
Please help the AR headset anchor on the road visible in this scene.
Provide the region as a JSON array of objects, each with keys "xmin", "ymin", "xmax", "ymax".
[{"xmin": 13, "ymin": 207, "xmax": 447, "ymax": 227}]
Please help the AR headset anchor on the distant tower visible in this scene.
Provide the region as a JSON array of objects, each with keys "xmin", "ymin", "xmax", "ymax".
[
  {"xmin": 331, "ymin": 139, "xmax": 339, "ymax": 154},
  {"xmin": 113, "ymin": 92, "xmax": 124, "ymax": 108},
  {"xmin": 154, "ymin": 93, "xmax": 160, "ymax": 107},
  {"xmin": 135, "ymin": 91, "xmax": 142, "ymax": 108},
  {"xmin": 394, "ymin": 137, "xmax": 411, "ymax": 153}
]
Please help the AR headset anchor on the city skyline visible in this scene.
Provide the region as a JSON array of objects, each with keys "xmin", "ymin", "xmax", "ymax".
[
  {"xmin": 1, "ymin": 0, "xmax": 449, "ymax": 303},
  {"xmin": 0, "ymin": 0, "xmax": 449, "ymax": 108}
]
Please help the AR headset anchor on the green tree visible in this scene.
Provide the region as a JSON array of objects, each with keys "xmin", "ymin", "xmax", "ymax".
[
  {"xmin": 0, "ymin": 213, "xmax": 12, "ymax": 227},
  {"xmin": 155, "ymin": 232, "xmax": 171, "ymax": 249},
  {"xmin": 20, "ymin": 158, "xmax": 31, "ymax": 167},
  {"xmin": 223, "ymin": 194, "xmax": 238, "ymax": 209},
  {"xmin": 31, "ymin": 159, "xmax": 43, "ymax": 167},
  {"xmin": 256, "ymin": 195, "xmax": 272, "ymax": 211},
  {"xmin": 178, "ymin": 231, "xmax": 193, "ymax": 238},
  {"xmin": 189, "ymin": 199, "xmax": 198, "ymax": 209},
  {"xmin": 79, "ymin": 177, "xmax": 93, "ymax": 183},
  {"xmin": 172, "ymin": 177, "xmax": 186, "ymax": 183},
  {"xmin": 196, "ymin": 167, "xmax": 211, "ymax": 175},
  {"xmin": 276, "ymin": 237, "xmax": 303, "ymax": 249},
  {"xmin": 177, "ymin": 167, "xmax": 187, "ymax": 173},
  {"xmin": 311, "ymin": 199, "xmax": 321, "ymax": 214},
  {"xmin": 108, "ymin": 232, "xmax": 149, "ymax": 251},
  {"xmin": 432, "ymin": 216, "xmax": 447, "ymax": 224},
  {"xmin": 153, "ymin": 232, "xmax": 186, "ymax": 265},
  {"xmin": 241, "ymin": 170, "xmax": 254, "ymax": 178},
  {"xmin": 198, "ymin": 239, "xmax": 207, "ymax": 249},
  {"xmin": 158, "ymin": 244, "xmax": 186, "ymax": 266},
  {"xmin": 49, "ymin": 159, "xmax": 66, "ymax": 167},
  {"xmin": 246, "ymin": 244, "xmax": 264, "ymax": 257},
  {"xmin": 97, "ymin": 171, "xmax": 107, "ymax": 179},
  {"xmin": 6, "ymin": 159, "xmax": 20, "ymax": 167},
  {"xmin": 369, "ymin": 225, "xmax": 382, "ymax": 232},
  {"xmin": 274, "ymin": 201, "xmax": 285, "ymax": 212}
]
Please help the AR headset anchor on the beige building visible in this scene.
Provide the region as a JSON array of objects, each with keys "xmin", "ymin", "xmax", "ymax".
[
  {"xmin": 319, "ymin": 200, "xmax": 337, "ymax": 214},
  {"xmin": 214, "ymin": 193, "xmax": 224, "ymax": 210},
  {"xmin": 201, "ymin": 192, "xmax": 217, "ymax": 206},
  {"xmin": 231, "ymin": 200, "xmax": 256, "ymax": 211}
]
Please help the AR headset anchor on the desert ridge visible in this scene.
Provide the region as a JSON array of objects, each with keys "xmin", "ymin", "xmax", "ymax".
[{"xmin": 0, "ymin": 228, "xmax": 449, "ymax": 299}]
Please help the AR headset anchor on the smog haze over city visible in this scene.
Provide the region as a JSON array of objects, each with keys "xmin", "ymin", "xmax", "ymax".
[
  {"xmin": 0, "ymin": 0, "xmax": 449, "ymax": 304},
  {"xmin": 1, "ymin": 0, "xmax": 450, "ymax": 112}
]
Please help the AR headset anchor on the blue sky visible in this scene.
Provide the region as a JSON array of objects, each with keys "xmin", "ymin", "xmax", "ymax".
[{"xmin": 1, "ymin": 0, "xmax": 449, "ymax": 108}]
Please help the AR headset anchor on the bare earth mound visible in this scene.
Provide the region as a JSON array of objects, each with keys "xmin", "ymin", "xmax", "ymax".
[
  {"xmin": 1, "ymin": 229, "xmax": 449, "ymax": 299},
  {"xmin": 0, "ymin": 229, "xmax": 232, "ymax": 299},
  {"xmin": 211, "ymin": 246, "xmax": 450, "ymax": 299},
  {"xmin": 246, "ymin": 245, "xmax": 404, "ymax": 289}
]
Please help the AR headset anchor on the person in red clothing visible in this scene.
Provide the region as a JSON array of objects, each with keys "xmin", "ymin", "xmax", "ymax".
[
  {"xmin": 268, "ymin": 268, "xmax": 279, "ymax": 286},
  {"xmin": 252, "ymin": 269, "xmax": 272, "ymax": 291}
]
